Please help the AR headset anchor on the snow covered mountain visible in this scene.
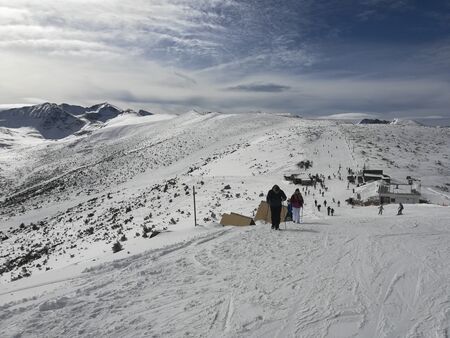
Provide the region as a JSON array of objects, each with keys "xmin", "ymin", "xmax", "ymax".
[
  {"xmin": 0, "ymin": 102, "xmax": 152, "ymax": 140},
  {"xmin": 390, "ymin": 118, "xmax": 422, "ymax": 126},
  {"xmin": 0, "ymin": 111, "xmax": 449, "ymax": 337},
  {"xmin": 358, "ymin": 118, "xmax": 391, "ymax": 124},
  {"xmin": 82, "ymin": 102, "xmax": 123, "ymax": 122},
  {"xmin": 0, "ymin": 103, "xmax": 85, "ymax": 139},
  {"xmin": 138, "ymin": 109, "xmax": 153, "ymax": 116},
  {"xmin": 358, "ymin": 118, "xmax": 423, "ymax": 126},
  {"xmin": 58, "ymin": 103, "xmax": 87, "ymax": 116}
]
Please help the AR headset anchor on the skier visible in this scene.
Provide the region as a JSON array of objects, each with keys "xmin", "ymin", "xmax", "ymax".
[
  {"xmin": 290, "ymin": 188, "xmax": 304, "ymax": 224},
  {"xmin": 397, "ymin": 202, "xmax": 404, "ymax": 215},
  {"xmin": 337, "ymin": 201, "xmax": 340, "ymax": 207},
  {"xmin": 378, "ymin": 204, "xmax": 384, "ymax": 215},
  {"xmin": 331, "ymin": 208, "xmax": 334, "ymax": 216},
  {"xmin": 266, "ymin": 185, "xmax": 287, "ymax": 230},
  {"xmin": 314, "ymin": 199, "xmax": 317, "ymax": 207},
  {"xmin": 317, "ymin": 204, "xmax": 321, "ymax": 212},
  {"xmin": 324, "ymin": 200, "xmax": 327, "ymax": 207},
  {"xmin": 327, "ymin": 206, "xmax": 331, "ymax": 216}
]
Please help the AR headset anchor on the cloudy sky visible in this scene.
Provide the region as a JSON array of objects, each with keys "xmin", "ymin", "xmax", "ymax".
[{"xmin": 1, "ymin": 0, "xmax": 449, "ymax": 120}]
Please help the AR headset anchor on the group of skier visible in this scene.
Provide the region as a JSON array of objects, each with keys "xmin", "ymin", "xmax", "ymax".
[
  {"xmin": 266, "ymin": 185, "xmax": 305, "ymax": 230},
  {"xmin": 378, "ymin": 202, "xmax": 404, "ymax": 215},
  {"xmin": 266, "ymin": 183, "xmax": 406, "ymax": 230}
]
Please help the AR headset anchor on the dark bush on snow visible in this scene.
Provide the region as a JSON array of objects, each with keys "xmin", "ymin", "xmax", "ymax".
[{"xmin": 112, "ymin": 241, "xmax": 123, "ymax": 253}]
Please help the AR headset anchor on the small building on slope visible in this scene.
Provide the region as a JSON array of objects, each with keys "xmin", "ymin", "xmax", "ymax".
[
  {"xmin": 378, "ymin": 179, "xmax": 421, "ymax": 204},
  {"xmin": 354, "ymin": 178, "xmax": 421, "ymax": 205},
  {"xmin": 348, "ymin": 169, "xmax": 391, "ymax": 184}
]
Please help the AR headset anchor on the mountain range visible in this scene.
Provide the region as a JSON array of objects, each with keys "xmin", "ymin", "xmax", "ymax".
[
  {"xmin": 358, "ymin": 118, "xmax": 422, "ymax": 126},
  {"xmin": 0, "ymin": 102, "xmax": 152, "ymax": 139}
]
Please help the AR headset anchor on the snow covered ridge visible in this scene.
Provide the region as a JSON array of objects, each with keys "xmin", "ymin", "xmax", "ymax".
[
  {"xmin": 0, "ymin": 102, "xmax": 153, "ymax": 139},
  {"xmin": 358, "ymin": 118, "xmax": 422, "ymax": 126},
  {"xmin": 0, "ymin": 112, "xmax": 449, "ymax": 337},
  {"xmin": 389, "ymin": 118, "xmax": 422, "ymax": 126}
]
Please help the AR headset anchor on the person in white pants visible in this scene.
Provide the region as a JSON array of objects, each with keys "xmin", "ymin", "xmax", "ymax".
[{"xmin": 290, "ymin": 188, "xmax": 304, "ymax": 224}]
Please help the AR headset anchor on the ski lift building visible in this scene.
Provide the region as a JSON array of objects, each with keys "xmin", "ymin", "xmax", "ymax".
[
  {"xmin": 348, "ymin": 169, "xmax": 390, "ymax": 184},
  {"xmin": 378, "ymin": 179, "xmax": 421, "ymax": 204},
  {"xmin": 284, "ymin": 174, "xmax": 314, "ymax": 186}
]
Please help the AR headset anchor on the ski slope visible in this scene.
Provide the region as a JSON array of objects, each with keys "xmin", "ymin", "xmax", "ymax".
[
  {"xmin": 1, "ymin": 111, "xmax": 449, "ymax": 337},
  {"xmin": 1, "ymin": 205, "xmax": 449, "ymax": 337}
]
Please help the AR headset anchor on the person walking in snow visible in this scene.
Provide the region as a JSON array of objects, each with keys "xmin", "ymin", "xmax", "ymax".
[
  {"xmin": 327, "ymin": 206, "xmax": 331, "ymax": 216},
  {"xmin": 290, "ymin": 188, "xmax": 304, "ymax": 224},
  {"xmin": 397, "ymin": 202, "xmax": 404, "ymax": 215},
  {"xmin": 378, "ymin": 204, "xmax": 384, "ymax": 215},
  {"xmin": 266, "ymin": 185, "xmax": 287, "ymax": 230}
]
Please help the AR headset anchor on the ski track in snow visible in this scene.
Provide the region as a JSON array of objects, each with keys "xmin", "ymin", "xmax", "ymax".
[{"xmin": 1, "ymin": 212, "xmax": 450, "ymax": 338}]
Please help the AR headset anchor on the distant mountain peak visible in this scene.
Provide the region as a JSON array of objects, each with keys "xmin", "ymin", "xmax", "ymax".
[
  {"xmin": 358, "ymin": 118, "xmax": 391, "ymax": 125},
  {"xmin": 86, "ymin": 102, "xmax": 119, "ymax": 112},
  {"xmin": 390, "ymin": 118, "xmax": 422, "ymax": 126},
  {"xmin": 58, "ymin": 103, "xmax": 86, "ymax": 116},
  {"xmin": 138, "ymin": 109, "xmax": 153, "ymax": 116},
  {"xmin": 358, "ymin": 118, "xmax": 423, "ymax": 126},
  {"xmin": 0, "ymin": 103, "xmax": 84, "ymax": 139},
  {"xmin": 0, "ymin": 101, "xmax": 156, "ymax": 139},
  {"xmin": 83, "ymin": 103, "xmax": 123, "ymax": 122}
]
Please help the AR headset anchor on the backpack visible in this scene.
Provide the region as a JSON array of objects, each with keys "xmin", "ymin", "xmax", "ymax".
[{"xmin": 285, "ymin": 203, "xmax": 293, "ymax": 221}]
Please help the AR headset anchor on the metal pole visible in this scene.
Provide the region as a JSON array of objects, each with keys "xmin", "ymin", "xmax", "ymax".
[{"xmin": 193, "ymin": 185, "xmax": 197, "ymax": 226}]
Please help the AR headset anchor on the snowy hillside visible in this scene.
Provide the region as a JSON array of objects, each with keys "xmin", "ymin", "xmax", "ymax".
[{"xmin": 0, "ymin": 112, "xmax": 449, "ymax": 337}]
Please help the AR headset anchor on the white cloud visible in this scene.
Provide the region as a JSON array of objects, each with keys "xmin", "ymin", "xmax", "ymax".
[
  {"xmin": 0, "ymin": 6, "xmax": 29, "ymax": 24},
  {"xmin": 318, "ymin": 112, "xmax": 378, "ymax": 120},
  {"xmin": 0, "ymin": 103, "xmax": 34, "ymax": 110},
  {"xmin": 0, "ymin": 1, "xmax": 228, "ymax": 61}
]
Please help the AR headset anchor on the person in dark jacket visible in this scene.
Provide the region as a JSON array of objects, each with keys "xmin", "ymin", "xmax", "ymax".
[
  {"xmin": 266, "ymin": 185, "xmax": 287, "ymax": 230},
  {"xmin": 397, "ymin": 202, "xmax": 404, "ymax": 215}
]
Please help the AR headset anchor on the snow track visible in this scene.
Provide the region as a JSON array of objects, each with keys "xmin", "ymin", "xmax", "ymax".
[{"xmin": 1, "ymin": 207, "xmax": 449, "ymax": 337}]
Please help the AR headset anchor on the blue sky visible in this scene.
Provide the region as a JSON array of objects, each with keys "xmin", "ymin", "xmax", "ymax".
[{"xmin": 0, "ymin": 0, "xmax": 449, "ymax": 120}]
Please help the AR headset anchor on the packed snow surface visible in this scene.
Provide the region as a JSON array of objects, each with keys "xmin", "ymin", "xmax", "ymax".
[{"xmin": 1, "ymin": 110, "xmax": 449, "ymax": 337}]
